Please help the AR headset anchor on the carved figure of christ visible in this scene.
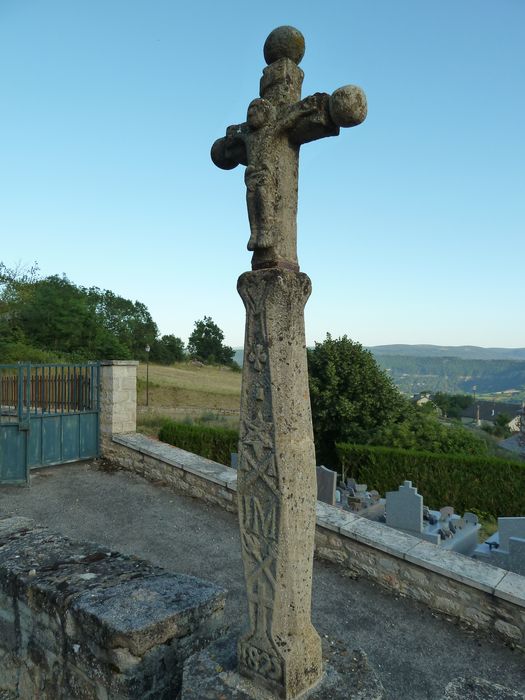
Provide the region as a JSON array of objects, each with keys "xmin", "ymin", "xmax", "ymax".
[{"xmin": 211, "ymin": 35, "xmax": 366, "ymax": 271}]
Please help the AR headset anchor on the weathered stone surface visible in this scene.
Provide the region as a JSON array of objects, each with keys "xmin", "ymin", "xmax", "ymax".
[
  {"xmin": 99, "ymin": 361, "xmax": 138, "ymax": 449},
  {"xmin": 263, "ymin": 26, "xmax": 305, "ymax": 66},
  {"xmin": 495, "ymin": 571, "xmax": 525, "ymax": 608},
  {"xmin": 329, "ymin": 85, "xmax": 367, "ymax": 127},
  {"xmin": 0, "ymin": 516, "xmax": 226, "ymax": 699},
  {"xmin": 113, "ymin": 432, "xmax": 238, "ymax": 489},
  {"xmin": 443, "ymin": 677, "xmax": 525, "ymax": 699},
  {"xmin": 236, "ymin": 268, "xmax": 321, "ymax": 698},
  {"xmin": 494, "ymin": 618, "xmax": 522, "ymax": 643},
  {"xmin": 405, "ymin": 540, "xmax": 507, "ymax": 593},
  {"xmin": 181, "ymin": 634, "xmax": 385, "ymax": 700},
  {"xmin": 212, "ymin": 25, "xmax": 367, "ymax": 699},
  {"xmin": 211, "ymin": 26, "xmax": 366, "ymax": 272}
]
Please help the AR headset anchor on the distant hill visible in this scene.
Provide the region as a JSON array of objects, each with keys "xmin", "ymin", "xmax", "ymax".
[
  {"xmin": 233, "ymin": 348, "xmax": 244, "ymax": 366},
  {"xmin": 368, "ymin": 345, "xmax": 525, "ymax": 361},
  {"xmin": 234, "ymin": 345, "xmax": 525, "ymax": 398},
  {"xmin": 235, "ymin": 344, "xmax": 525, "ymax": 365},
  {"xmin": 374, "ymin": 355, "xmax": 525, "ymax": 397}
]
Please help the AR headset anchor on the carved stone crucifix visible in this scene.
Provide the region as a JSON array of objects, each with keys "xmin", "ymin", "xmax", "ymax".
[
  {"xmin": 212, "ymin": 26, "xmax": 366, "ymax": 699},
  {"xmin": 212, "ymin": 25, "xmax": 366, "ymax": 272}
]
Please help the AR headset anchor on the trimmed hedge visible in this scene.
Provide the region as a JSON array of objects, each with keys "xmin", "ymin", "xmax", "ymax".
[
  {"xmin": 158, "ymin": 420, "xmax": 239, "ymax": 466},
  {"xmin": 336, "ymin": 442, "xmax": 525, "ymax": 518}
]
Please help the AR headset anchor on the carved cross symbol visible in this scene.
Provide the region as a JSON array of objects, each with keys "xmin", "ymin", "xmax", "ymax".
[
  {"xmin": 212, "ymin": 25, "xmax": 367, "ymax": 272},
  {"xmin": 248, "ymin": 343, "xmax": 267, "ymax": 371}
]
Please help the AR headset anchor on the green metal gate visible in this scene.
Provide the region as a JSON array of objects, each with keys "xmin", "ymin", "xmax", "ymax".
[{"xmin": 0, "ymin": 363, "xmax": 100, "ymax": 485}]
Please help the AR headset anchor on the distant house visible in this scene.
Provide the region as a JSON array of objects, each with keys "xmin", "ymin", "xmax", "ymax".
[
  {"xmin": 461, "ymin": 401, "xmax": 521, "ymax": 431},
  {"xmin": 412, "ymin": 391, "xmax": 432, "ymax": 406},
  {"xmin": 500, "ymin": 405, "xmax": 525, "ymax": 459}
]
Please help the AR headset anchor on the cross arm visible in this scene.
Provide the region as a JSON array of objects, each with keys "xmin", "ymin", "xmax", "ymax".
[
  {"xmin": 286, "ymin": 85, "xmax": 367, "ymax": 146},
  {"xmin": 211, "ymin": 123, "xmax": 249, "ymax": 170},
  {"xmin": 284, "ymin": 93, "xmax": 339, "ymax": 146}
]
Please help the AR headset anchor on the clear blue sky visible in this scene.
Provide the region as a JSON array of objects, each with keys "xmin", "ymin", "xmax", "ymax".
[{"xmin": 1, "ymin": 1, "xmax": 523, "ymax": 349}]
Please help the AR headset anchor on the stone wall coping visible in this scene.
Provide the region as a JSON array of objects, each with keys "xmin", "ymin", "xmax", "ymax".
[
  {"xmin": 494, "ymin": 570, "xmax": 525, "ymax": 607},
  {"xmin": 112, "ymin": 433, "xmax": 525, "ymax": 609},
  {"xmin": 113, "ymin": 433, "xmax": 238, "ymax": 490},
  {"xmin": 0, "ymin": 515, "xmax": 226, "ymax": 658},
  {"xmin": 100, "ymin": 360, "xmax": 139, "ymax": 366}
]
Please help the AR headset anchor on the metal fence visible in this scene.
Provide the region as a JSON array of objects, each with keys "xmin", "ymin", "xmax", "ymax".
[{"xmin": 0, "ymin": 363, "xmax": 99, "ymax": 422}]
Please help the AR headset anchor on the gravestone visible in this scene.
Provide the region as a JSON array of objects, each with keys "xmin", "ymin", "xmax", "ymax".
[
  {"xmin": 386, "ymin": 481, "xmax": 423, "ymax": 534},
  {"xmin": 477, "ymin": 517, "xmax": 525, "ymax": 575},
  {"xmin": 498, "ymin": 517, "xmax": 525, "ymax": 550},
  {"xmin": 316, "ymin": 465, "xmax": 337, "ymax": 505},
  {"xmin": 211, "ymin": 25, "xmax": 367, "ymax": 699},
  {"xmin": 509, "ymin": 537, "xmax": 525, "ymax": 576},
  {"xmin": 385, "ymin": 482, "xmax": 479, "ymax": 553},
  {"xmin": 440, "ymin": 506, "xmax": 455, "ymax": 521}
]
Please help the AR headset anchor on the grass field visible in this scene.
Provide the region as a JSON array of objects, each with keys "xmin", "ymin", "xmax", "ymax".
[{"xmin": 136, "ymin": 361, "xmax": 241, "ymax": 436}]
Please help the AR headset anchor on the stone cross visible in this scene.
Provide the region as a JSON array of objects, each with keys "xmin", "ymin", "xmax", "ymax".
[
  {"xmin": 212, "ymin": 26, "xmax": 366, "ymax": 699},
  {"xmin": 212, "ymin": 25, "xmax": 366, "ymax": 272}
]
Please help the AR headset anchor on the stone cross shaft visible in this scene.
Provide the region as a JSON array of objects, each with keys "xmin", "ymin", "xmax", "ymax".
[{"xmin": 212, "ymin": 26, "xmax": 366, "ymax": 699}]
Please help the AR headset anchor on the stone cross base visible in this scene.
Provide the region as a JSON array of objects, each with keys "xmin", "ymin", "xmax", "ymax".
[{"xmin": 181, "ymin": 635, "xmax": 385, "ymax": 700}]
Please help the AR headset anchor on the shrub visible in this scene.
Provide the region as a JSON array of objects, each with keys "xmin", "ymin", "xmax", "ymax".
[
  {"xmin": 336, "ymin": 442, "xmax": 525, "ymax": 518},
  {"xmin": 308, "ymin": 334, "xmax": 406, "ymax": 466},
  {"xmin": 158, "ymin": 420, "xmax": 239, "ymax": 466}
]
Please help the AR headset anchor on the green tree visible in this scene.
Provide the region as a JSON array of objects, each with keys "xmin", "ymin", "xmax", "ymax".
[
  {"xmin": 482, "ymin": 413, "xmax": 512, "ymax": 439},
  {"xmin": 371, "ymin": 408, "xmax": 488, "ymax": 455},
  {"xmin": 86, "ymin": 288, "xmax": 158, "ymax": 359},
  {"xmin": 187, "ymin": 316, "xmax": 234, "ymax": 365},
  {"xmin": 150, "ymin": 334, "xmax": 185, "ymax": 364},
  {"xmin": 0, "ymin": 263, "xmax": 161, "ymax": 361},
  {"xmin": 308, "ymin": 335, "xmax": 406, "ymax": 465},
  {"xmin": 17, "ymin": 275, "xmax": 103, "ymax": 356},
  {"xmin": 0, "ymin": 262, "xmax": 39, "ymax": 347},
  {"xmin": 432, "ymin": 392, "xmax": 474, "ymax": 419}
]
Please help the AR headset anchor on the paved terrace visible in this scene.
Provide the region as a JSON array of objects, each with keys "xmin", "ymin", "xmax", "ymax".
[{"xmin": 1, "ymin": 461, "xmax": 524, "ymax": 699}]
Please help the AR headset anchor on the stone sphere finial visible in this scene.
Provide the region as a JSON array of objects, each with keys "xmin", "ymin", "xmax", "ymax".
[
  {"xmin": 263, "ymin": 26, "xmax": 305, "ymax": 66},
  {"xmin": 329, "ymin": 85, "xmax": 368, "ymax": 128}
]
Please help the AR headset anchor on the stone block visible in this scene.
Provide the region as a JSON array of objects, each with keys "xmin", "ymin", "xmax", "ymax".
[
  {"xmin": 0, "ymin": 516, "xmax": 226, "ymax": 699},
  {"xmin": 494, "ymin": 618, "xmax": 522, "ymax": 642}
]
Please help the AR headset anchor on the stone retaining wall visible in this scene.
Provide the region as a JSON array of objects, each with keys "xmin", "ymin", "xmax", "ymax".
[
  {"xmin": 0, "ymin": 516, "xmax": 225, "ymax": 699},
  {"xmin": 106, "ymin": 433, "xmax": 525, "ymax": 653}
]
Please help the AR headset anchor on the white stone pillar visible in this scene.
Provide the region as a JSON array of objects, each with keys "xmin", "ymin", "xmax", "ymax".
[{"xmin": 99, "ymin": 360, "xmax": 138, "ymax": 453}]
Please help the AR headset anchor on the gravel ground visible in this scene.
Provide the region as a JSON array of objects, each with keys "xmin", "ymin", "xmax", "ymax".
[{"xmin": 1, "ymin": 461, "xmax": 524, "ymax": 699}]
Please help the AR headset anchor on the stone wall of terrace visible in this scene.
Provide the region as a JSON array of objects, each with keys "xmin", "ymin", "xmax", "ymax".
[
  {"xmin": 105, "ymin": 433, "xmax": 525, "ymax": 653},
  {"xmin": 0, "ymin": 516, "xmax": 225, "ymax": 699}
]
